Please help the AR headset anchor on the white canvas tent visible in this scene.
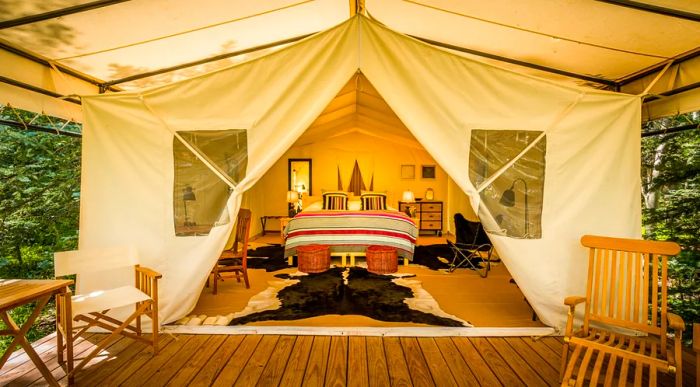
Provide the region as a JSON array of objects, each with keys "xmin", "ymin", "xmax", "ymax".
[{"xmin": 73, "ymin": 15, "xmax": 643, "ymax": 329}]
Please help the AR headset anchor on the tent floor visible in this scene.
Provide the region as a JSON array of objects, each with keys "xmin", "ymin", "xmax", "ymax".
[{"xmin": 188, "ymin": 234, "xmax": 544, "ymax": 328}]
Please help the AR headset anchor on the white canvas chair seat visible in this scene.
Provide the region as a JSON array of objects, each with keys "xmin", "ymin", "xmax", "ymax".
[{"xmin": 71, "ymin": 286, "xmax": 151, "ymax": 317}]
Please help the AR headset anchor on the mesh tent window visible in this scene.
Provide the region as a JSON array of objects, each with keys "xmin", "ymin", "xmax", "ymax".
[
  {"xmin": 469, "ymin": 130, "xmax": 546, "ymax": 239},
  {"xmin": 173, "ymin": 129, "xmax": 247, "ymax": 236}
]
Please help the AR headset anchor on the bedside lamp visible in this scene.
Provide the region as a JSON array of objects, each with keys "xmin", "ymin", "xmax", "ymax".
[
  {"xmin": 402, "ymin": 190, "xmax": 415, "ymax": 202},
  {"xmin": 287, "ymin": 190, "xmax": 299, "ymax": 217}
]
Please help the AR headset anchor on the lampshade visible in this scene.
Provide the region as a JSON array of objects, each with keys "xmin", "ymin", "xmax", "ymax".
[
  {"xmin": 402, "ymin": 190, "xmax": 415, "ymax": 202},
  {"xmin": 183, "ymin": 186, "xmax": 196, "ymax": 201},
  {"xmin": 287, "ymin": 190, "xmax": 299, "ymax": 203},
  {"xmin": 499, "ymin": 187, "xmax": 515, "ymax": 207}
]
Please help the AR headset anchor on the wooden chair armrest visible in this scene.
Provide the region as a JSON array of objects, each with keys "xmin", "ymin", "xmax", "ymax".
[
  {"xmin": 135, "ymin": 265, "xmax": 163, "ymax": 279},
  {"xmin": 564, "ymin": 296, "xmax": 586, "ymax": 308},
  {"xmin": 667, "ymin": 312, "xmax": 685, "ymax": 331}
]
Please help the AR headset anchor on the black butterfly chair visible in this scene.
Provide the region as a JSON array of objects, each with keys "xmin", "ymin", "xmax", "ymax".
[{"xmin": 446, "ymin": 213, "xmax": 494, "ymax": 278}]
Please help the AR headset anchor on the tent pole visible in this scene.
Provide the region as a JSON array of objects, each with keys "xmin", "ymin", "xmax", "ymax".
[
  {"xmin": 596, "ymin": 0, "xmax": 700, "ymax": 22},
  {"xmin": 0, "ymin": 0, "xmax": 131, "ymax": 30},
  {"xmin": 0, "ymin": 75, "xmax": 81, "ymax": 105},
  {"xmin": 409, "ymin": 35, "xmax": 618, "ymax": 88},
  {"xmin": 101, "ymin": 33, "xmax": 315, "ymax": 89}
]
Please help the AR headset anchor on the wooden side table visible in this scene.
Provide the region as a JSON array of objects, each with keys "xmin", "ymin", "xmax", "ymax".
[{"xmin": 0, "ymin": 279, "xmax": 73, "ymax": 387}]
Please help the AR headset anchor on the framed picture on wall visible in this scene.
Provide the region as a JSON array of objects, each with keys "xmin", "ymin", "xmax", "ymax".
[
  {"xmin": 421, "ymin": 165, "xmax": 436, "ymax": 179},
  {"xmin": 400, "ymin": 164, "xmax": 415, "ymax": 179}
]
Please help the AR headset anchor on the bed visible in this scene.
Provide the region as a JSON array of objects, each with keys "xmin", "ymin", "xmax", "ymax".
[{"xmin": 283, "ymin": 204, "xmax": 418, "ymax": 263}]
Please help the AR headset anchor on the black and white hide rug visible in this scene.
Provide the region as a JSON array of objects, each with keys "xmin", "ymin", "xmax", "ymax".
[{"xmin": 228, "ymin": 267, "xmax": 470, "ymax": 327}]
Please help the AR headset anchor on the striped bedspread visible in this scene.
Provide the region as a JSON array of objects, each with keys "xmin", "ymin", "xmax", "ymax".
[{"xmin": 284, "ymin": 210, "xmax": 418, "ymax": 259}]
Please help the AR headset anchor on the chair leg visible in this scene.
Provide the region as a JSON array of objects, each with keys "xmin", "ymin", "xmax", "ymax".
[
  {"xmin": 242, "ymin": 268, "xmax": 250, "ymax": 289},
  {"xmin": 151, "ymin": 300, "xmax": 159, "ymax": 354},
  {"xmin": 560, "ymin": 342, "xmax": 570, "ymax": 382}
]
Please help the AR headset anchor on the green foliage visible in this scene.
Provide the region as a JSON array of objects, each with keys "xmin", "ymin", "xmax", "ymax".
[
  {"xmin": 641, "ymin": 113, "xmax": 700, "ymax": 345},
  {"xmin": 0, "ymin": 115, "xmax": 80, "ymax": 354}
]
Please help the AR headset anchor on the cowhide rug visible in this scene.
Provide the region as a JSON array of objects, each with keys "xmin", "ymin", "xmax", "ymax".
[{"xmin": 228, "ymin": 267, "xmax": 471, "ymax": 327}]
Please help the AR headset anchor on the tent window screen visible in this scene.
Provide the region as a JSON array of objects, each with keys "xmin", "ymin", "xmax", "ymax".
[
  {"xmin": 173, "ymin": 129, "xmax": 248, "ymax": 236},
  {"xmin": 469, "ymin": 130, "xmax": 545, "ymax": 239}
]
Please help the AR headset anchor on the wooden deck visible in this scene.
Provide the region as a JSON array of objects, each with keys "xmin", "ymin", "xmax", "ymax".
[{"xmin": 1, "ymin": 332, "xmax": 696, "ymax": 386}]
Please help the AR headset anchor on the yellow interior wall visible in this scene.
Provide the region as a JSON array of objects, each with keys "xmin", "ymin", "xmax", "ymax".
[
  {"xmin": 446, "ymin": 178, "xmax": 478, "ymax": 233},
  {"xmin": 243, "ymin": 130, "xmax": 454, "ymax": 236}
]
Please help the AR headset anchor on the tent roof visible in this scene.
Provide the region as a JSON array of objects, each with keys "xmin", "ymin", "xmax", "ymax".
[
  {"xmin": 296, "ymin": 73, "xmax": 422, "ymax": 149},
  {"xmin": 2, "ymin": 0, "xmax": 700, "ymax": 121}
]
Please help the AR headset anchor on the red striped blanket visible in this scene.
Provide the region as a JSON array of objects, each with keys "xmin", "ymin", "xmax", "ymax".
[{"xmin": 284, "ymin": 210, "xmax": 418, "ymax": 259}]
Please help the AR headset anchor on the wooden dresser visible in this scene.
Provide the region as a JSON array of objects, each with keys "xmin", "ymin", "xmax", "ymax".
[{"xmin": 398, "ymin": 201, "xmax": 443, "ymax": 236}]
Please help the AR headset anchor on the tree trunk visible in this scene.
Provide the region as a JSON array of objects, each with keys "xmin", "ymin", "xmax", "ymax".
[{"xmin": 14, "ymin": 244, "xmax": 23, "ymax": 265}]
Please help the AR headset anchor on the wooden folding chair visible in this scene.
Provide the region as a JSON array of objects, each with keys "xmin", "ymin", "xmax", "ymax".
[
  {"xmin": 54, "ymin": 247, "xmax": 161, "ymax": 382},
  {"xmin": 561, "ymin": 235, "xmax": 684, "ymax": 386},
  {"xmin": 211, "ymin": 208, "xmax": 252, "ymax": 294}
]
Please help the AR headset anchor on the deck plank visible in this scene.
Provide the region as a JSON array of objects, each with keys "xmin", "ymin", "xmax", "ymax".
[
  {"xmin": 348, "ymin": 336, "xmax": 369, "ymax": 387},
  {"xmin": 506, "ymin": 337, "xmax": 560, "ymax": 386},
  {"xmin": 520, "ymin": 337, "xmax": 562, "ymax": 370},
  {"xmin": 542, "ymin": 337, "xmax": 564, "ymax": 354},
  {"xmin": 366, "ymin": 337, "xmax": 390, "ymax": 387},
  {"xmin": 470, "ymin": 337, "xmax": 525, "ymax": 386},
  {"xmin": 143, "ymin": 334, "xmax": 209, "ymax": 386},
  {"xmin": 117, "ymin": 334, "xmax": 194, "ymax": 386},
  {"xmin": 303, "ymin": 335, "xmax": 331, "ymax": 386},
  {"xmin": 166, "ymin": 335, "xmax": 227, "ymax": 386},
  {"xmin": 417, "ymin": 337, "xmax": 458, "ymax": 386},
  {"xmin": 211, "ymin": 334, "xmax": 263, "ymax": 386},
  {"xmin": 433, "ymin": 337, "xmax": 479, "ymax": 386},
  {"xmin": 234, "ymin": 335, "xmax": 279, "ymax": 386},
  {"xmin": 21, "ymin": 333, "xmax": 103, "ymax": 386},
  {"xmin": 232, "ymin": 335, "xmax": 279, "ymax": 386},
  {"xmin": 400, "ymin": 337, "xmax": 434, "ymax": 386},
  {"xmin": 326, "ymin": 336, "xmax": 349, "ymax": 387},
  {"xmin": 383, "ymin": 337, "xmax": 412, "ymax": 387},
  {"xmin": 279, "ymin": 335, "xmax": 314, "ymax": 387},
  {"xmin": 491, "ymin": 338, "xmax": 552, "ymax": 387},
  {"xmin": 188, "ymin": 335, "xmax": 244, "ymax": 387},
  {"xmin": 74, "ymin": 337, "xmax": 152, "ymax": 386},
  {"xmin": 256, "ymin": 335, "xmax": 296, "ymax": 386},
  {"xmin": 44, "ymin": 336, "xmax": 136, "ymax": 386},
  {"xmin": 0, "ymin": 334, "xmax": 92, "ymax": 385},
  {"xmin": 450, "ymin": 337, "xmax": 502, "ymax": 386},
  {"xmin": 0, "ymin": 333, "xmax": 694, "ymax": 387},
  {"xmin": 3, "ymin": 333, "xmax": 56, "ymax": 368}
]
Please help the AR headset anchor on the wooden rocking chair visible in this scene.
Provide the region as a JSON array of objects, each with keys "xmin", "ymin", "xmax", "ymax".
[{"xmin": 560, "ymin": 235, "xmax": 684, "ymax": 386}]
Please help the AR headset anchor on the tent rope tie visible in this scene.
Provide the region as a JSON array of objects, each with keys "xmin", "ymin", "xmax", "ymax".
[
  {"xmin": 137, "ymin": 94, "xmax": 237, "ymax": 190},
  {"xmin": 475, "ymin": 92, "xmax": 586, "ymax": 193},
  {"xmin": 8, "ymin": 104, "xmax": 30, "ymax": 130}
]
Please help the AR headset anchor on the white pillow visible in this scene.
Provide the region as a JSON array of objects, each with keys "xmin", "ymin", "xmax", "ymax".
[
  {"xmin": 348, "ymin": 200, "xmax": 361, "ymax": 211},
  {"xmin": 303, "ymin": 201, "xmax": 323, "ymax": 212}
]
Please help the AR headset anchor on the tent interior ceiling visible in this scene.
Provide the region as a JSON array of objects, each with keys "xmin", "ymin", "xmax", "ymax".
[
  {"xmin": 296, "ymin": 73, "xmax": 421, "ymax": 148},
  {"xmin": 2, "ymin": 0, "xmax": 700, "ymax": 121}
]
